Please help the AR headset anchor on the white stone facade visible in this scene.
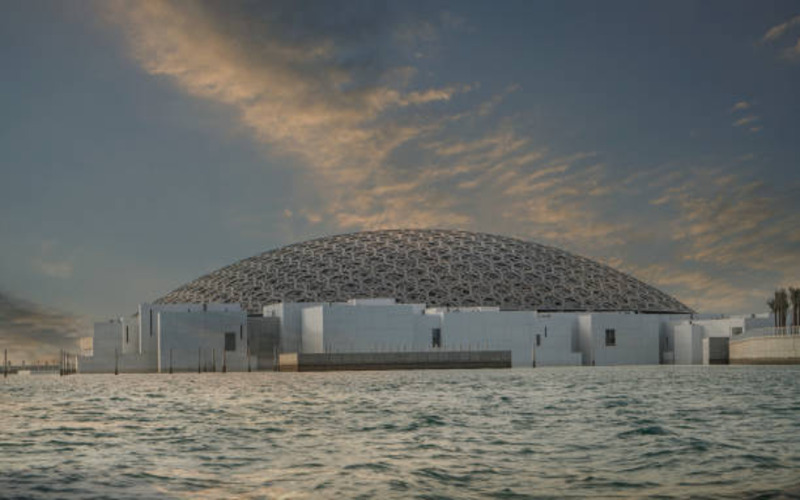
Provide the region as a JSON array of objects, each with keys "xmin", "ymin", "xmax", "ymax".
[
  {"xmin": 83, "ymin": 299, "xmax": 774, "ymax": 372},
  {"xmin": 81, "ymin": 303, "xmax": 253, "ymax": 373}
]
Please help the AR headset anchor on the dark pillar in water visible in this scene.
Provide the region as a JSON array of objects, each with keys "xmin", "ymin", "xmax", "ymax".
[
  {"xmin": 114, "ymin": 348, "xmax": 119, "ymax": 376},
  {"xmin": 3, "ymin": 349, "xmax": 7, "ymax": 378}
]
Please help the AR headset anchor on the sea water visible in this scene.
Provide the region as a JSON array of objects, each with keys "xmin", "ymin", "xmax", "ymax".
[{"xmin": 2, "ymin": 366, "xmax": 800, "ymax": 499}]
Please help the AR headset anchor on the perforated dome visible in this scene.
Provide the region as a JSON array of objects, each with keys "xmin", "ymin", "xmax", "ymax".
[{"xmin": 156, "ymin": 229, "xmax": 691, "ymax": 314}]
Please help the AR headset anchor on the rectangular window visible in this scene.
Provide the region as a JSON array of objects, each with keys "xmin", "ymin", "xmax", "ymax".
[
  {"xmin": 125, "ymin": 326, "xmax": 129, "ymax": 343},
  {"xmin": 605, "ymin": 329, "xmax": 616, "ymax": 347},
  {"xmin": 731, "ymin": 327, "xmax": 743, "ymax": 336},
  {"xmin": 240, "ymin": 324, "xmax": 243, "ymax": 340},
  {"xmin": 536, "ymin": 334, "xmax": 541, "ymax": 346},
  {"xmin": 432, "ymin": 328, "xmax": 442, "ymax": 348},
  {"xmin": 225, "ymin": 332, "xmax": 236, "ymax": 352}
]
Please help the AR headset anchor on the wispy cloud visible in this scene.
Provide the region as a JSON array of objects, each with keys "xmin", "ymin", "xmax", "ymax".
[
  {"xmin": 762, "ymin": 15, "xmax": 800, "ymax": 43},
  {"xmin": 647, "ymin": 169, "xmax": 800, "ymax": 280},
  {"xmin": 730, "ymin": 100, "xmax": 750, "ymax": 112},
  {"xmin": 623, "ymin": 264, "xmax": 766, "ymax": 313},
  {"xmin": 762, "ymin": 14, "xmax": 800, "ymax": 59},
  {"xmin": 729, "ymin": 99, "xmax": 761, "ymax": 132},
  {"xmin": 101, "ymin": 1, "xmax": 622, "ymax": 240},
  {"xmin": 0, "ymin": 292, "xmax": 89, "ymax": 361},
  {"xmin": 733, "ymin": 115, "xmax": 759, "ymax": 127},
  {"xmin": 97, "ymin": 1, "xmax": 800, "ymax": 314}
]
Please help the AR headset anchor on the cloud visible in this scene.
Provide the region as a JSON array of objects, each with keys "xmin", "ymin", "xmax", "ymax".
[
  {"xmin": 762, "ymin": 15, "xmax": 800, "ymax": 60},
  {"xmin": 730, "ymin": 100, "xmax": 750, "ymax": 112},
  {"xmin": 647, "ymin": 169, "xmax": 800, "ymax": 280},
  {"xmin": 762, "ymin": 15, "xmax": 800, "ymax": 43},
  {"xmin": 733, "ymin": 115, "xmax": 759, "ymax": 127},
  {"xmin": 101, "ymin": 0, "xmax": 483, "ymax": 228},
  {"xmin": 622, "ymin": 264, "xmax": 765, "ymax": 313},
  {"xmin": 101, "ymin": 1, "xmax": 627, "ymax": 242},
  {"xmin": 0, "ymin": 291, "xmax": 89, "ymax": 362},
  {"xmin": 97, "ymin": 1, "xmax": 800, "ymax": 314}
]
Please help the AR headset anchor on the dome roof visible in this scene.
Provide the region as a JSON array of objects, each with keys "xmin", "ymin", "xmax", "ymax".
[{"xmin": 156, "ymin": 229, "xmax": 691, "ymax": 314}]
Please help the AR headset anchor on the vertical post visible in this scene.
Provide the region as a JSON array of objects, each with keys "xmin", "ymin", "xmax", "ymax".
[
  {"xmin": 198, "ymin": 347, "xmax": 201, "ymax": 373},
  {"xmin": 169, "ymin": 348, "xmax": 173, "ymax": 374},
  {"xmin": 247, "ymin": 347, "xmax": 251, "ymax": 373},
  {"xmin": 222, "ymin": 349, "xmax": 227, "ymax": 374},
  {"xmin": 3, "ymin": 349, "xmax": 6, "ymax": 378},
  {"xmin": 114, "ymin": 348, "xmax": 119, "ymax": 376},
  {"xmin": 60, "ymin": 349, "xmax": 63, "ymax": 377},
  {"xmin": 212, "ymin": 348, "xmax": 216, "ymax": 373}
]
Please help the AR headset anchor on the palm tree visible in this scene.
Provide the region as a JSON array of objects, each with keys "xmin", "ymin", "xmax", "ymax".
[
  {"xmin": 768, "ymin": 297, "xmax": 778, "ymax": 328},
  {"xmin": 776, "ymin": 289, "xmax": 789, "ymax": 329},
  {"xmin": 790, "ymin": 287, "xmax": 800, "ymax": 332}
]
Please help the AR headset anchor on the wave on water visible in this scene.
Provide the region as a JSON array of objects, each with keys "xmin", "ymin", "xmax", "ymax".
[{"xmin": 2, "ymin": 366, "xmax": 800, "ymax": 498}]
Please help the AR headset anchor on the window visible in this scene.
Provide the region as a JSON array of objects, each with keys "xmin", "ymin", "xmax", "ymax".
[
  {"xmin": 125, "ymin": 326, "xmax": 129, "ymax": 343},
  {"xmin": 239, "ymin": 324, "xmax": 243, "ymax": 340},
  {"xmin": 536, "ymin": 334, "xmax": 541, "ymax": 347},
  {"xmin": 731, "ymin": 327, "xmax": 743, "ymax": 336},
  {"xmin": 432, "ymin": 328, "xmax": 442, "ymax": 348},
  {"xmin": 605, "ymin": 329, "xmax": 616, "ymax": 347},
  {"xmin": 225, "ymin": 332, "xmax": 236, "ymax": 352}
]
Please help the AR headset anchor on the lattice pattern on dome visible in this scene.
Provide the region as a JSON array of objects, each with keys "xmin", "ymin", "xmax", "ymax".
[{"xmin": 156, "ymin": 229, "xmax": 692, "ymax": 314}]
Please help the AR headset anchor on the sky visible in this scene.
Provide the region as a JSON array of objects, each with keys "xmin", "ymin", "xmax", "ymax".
[{"xmin": 1, "ymin": 0, "xmax": 799, "ymax": 360}]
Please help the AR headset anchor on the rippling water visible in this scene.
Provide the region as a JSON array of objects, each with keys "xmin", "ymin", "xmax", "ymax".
[{"xmin": 2, "ymin": 367, "xmax": 800, "ymax": 499}]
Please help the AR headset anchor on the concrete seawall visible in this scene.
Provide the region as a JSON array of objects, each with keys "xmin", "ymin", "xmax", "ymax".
[
  {"xmin": 730, "ymin": 336, "xmax": 800, "ymax": 365},
  {"xmin": 279, "ymin": 351, "xmax": 512, "ymax": 372}
]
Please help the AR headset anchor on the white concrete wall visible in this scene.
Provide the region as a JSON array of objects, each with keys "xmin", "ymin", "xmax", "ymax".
[
  {"xmin": 82, "ymin": 303, "xmax": 247, "ymax": 373},
  {"xmin": 158, "ymin": 310, "xmax": 249, "ymax": 372},
  {"xmin": 93, "ymin": 321, "xmax": 122, "ymax": 359},
  {"xmin": 137, "ymin": 303, "xmax": 242, "ymax": 362},
  {"xmin": 120, "ymin": 316, "xmax": 140, "ymax": 355},
  {"xmin": 580, "ymin": 313, "xmax": 661, "ymax": 366},
  {"xmin": 81, "ymin": 319, "xmax": 157, "ymax": 373},
  {"xmin": 301, "ymin": 306, "xmax": 325, "ymax": 354},
  {"xmin": 297, "ymin": 305, "xmax": 582, "ymax": 367},
  {"xmin": 80, "ymin": 321, "xmax": 123, "ymax": 372},
  {"xmin": 673, "ymin": 322, "xmax": 704, "ymax": 365},
  {"xmin": 694, "ymin": 317, "xmax": 742, "ymax": 338},
  {"xmin": 439, "ymin": 311, "xmax": 538, "ymax": 367},
  {"xmin": 412, "ymin": 314, "xmax": 442, "ymax": 349},
  {"xmin": 302, "ymin": 303, "xmax": 427, "ymax": 353},
  {"xmin": 533, "ymin": 313, "xmax": 582, "ymax": 366},
  {"xmin": 264, "ymin": 302, "xmax": 325, "ymax": 353},
  {"xmin": 577, "ymin": 315, "xmax": 594, "ymax": 365}
]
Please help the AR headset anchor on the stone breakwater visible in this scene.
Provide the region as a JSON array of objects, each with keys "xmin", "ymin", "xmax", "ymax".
[{"xmin": 730, "ymin": 335, "xmax": 800, "ymax": 364}]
